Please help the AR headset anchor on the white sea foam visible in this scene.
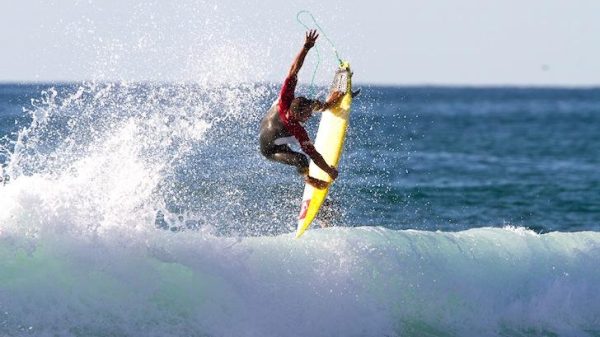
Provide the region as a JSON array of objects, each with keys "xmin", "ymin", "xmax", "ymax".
[{"xmin": 0, "ymin": 223, "xmax": 598, "ymax": 337}]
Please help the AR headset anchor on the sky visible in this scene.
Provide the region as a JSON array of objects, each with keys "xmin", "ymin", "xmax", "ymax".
[{"xmin": 0, "ymin": 0, "xmax": 599, "ymax": 86}]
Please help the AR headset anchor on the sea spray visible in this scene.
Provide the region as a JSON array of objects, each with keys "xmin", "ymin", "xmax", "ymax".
[{"xmin": 0, "ymin": 81, "xmax": 271, "ymax": 238}]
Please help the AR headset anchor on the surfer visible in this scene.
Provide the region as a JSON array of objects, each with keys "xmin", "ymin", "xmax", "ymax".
[{"xmin": 259, "ymin": 30, "xmax": 342, "ymax": 189}]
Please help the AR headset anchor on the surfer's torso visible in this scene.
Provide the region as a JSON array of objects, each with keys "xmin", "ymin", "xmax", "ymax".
[
  {"xmin": 259, "ymin": 102, "xmax": 296, "ymax": 155},
  {"xmin": 259, "ymin": 74, "xmax": 311, "ymax": 156}
]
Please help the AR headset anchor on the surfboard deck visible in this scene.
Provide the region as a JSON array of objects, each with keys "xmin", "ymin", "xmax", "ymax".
[{"xmin": 295, "ymin": 61, "xmax": 353, "ymax": 238}]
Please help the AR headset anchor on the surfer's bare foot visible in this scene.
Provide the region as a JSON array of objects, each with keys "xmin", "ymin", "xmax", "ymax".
[{"xmin": 305, "ymin": 176, "xmax": 329, "ymax": 189}]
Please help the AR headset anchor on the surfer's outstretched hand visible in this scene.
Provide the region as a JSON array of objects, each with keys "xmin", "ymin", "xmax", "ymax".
[
  {"xmin": 328, "ymin": 166, "xmax": 338, "ymax": 180},
  {"xmin": 304, "ymin": 29, "xmax": 319, "ymax": 49}
]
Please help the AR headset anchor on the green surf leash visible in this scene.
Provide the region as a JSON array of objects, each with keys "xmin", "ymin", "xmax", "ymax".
[{"xmin": 296, "ymin": 10, "xmax": 343, "ymax": 97}]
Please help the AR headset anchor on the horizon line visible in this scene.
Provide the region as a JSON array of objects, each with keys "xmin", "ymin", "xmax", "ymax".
[{"xmin": 1, "ymin": 80, "xmax": 599, "ymax": 90}]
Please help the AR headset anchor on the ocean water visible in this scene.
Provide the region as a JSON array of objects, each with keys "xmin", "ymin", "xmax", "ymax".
[{"xmin": 0, "ymin": 82, "xmax": 599, "ymax": 337}]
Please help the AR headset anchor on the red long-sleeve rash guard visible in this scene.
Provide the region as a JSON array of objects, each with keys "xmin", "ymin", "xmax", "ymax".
[{"xmin": 277, "ymin": 75, "xmax": 317, "ymax": 157}]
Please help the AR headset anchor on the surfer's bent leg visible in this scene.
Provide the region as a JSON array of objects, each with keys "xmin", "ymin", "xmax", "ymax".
[
  {"xmin": 263, "ymin": 146, "xmax": 309, "ymax": 175},
  {"xmin": 261, "ymin": 145, "xmax": 328, "ymax": 189}
]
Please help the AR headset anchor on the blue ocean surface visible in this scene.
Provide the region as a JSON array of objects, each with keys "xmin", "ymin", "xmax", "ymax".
[{"xmin": 0, "ymin": 82, "xmax": 599, "ymax": 336}]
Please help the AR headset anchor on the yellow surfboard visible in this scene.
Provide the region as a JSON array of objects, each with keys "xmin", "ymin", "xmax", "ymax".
[{"xmin": 296, "ymin": 61, "xmax": 353, "ymax": 238}]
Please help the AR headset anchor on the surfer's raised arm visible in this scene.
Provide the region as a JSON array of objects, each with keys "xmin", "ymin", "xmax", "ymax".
[{"xmin": 288, "ymin": 30, "xmax": 319, "ymax": 78}]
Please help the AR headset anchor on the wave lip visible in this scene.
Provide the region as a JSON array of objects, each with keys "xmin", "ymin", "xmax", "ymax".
[{"xmin": 0, "ymin": 226, "xmax": 599, "ymax": 337}]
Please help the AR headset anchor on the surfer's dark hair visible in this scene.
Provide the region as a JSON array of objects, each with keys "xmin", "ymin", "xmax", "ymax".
[{"xmin": 291, "ymin": 97, "xmax": 313, "ymax": 113}]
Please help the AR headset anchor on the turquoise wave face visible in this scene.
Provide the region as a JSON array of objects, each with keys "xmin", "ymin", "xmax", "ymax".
[{"xmin": 0, "ymin": 227, "xmax": 599, "ymax": 337}]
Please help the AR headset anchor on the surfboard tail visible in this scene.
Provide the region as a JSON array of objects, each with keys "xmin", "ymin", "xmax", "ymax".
[{"xmin": 296, "ymin": 188, "xmax": 328, "ymax": 238}]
